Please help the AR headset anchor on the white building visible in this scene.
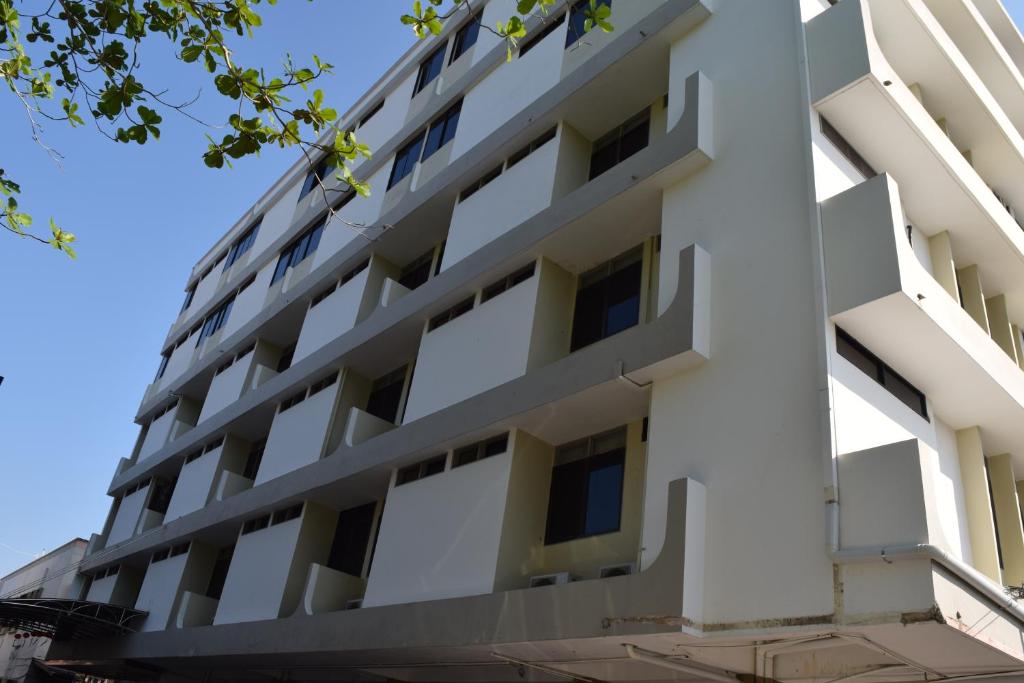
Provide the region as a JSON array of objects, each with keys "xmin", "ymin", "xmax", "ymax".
[
  {"xmin": 0, "ymin": 539, "xmax": 87, "ymax": 682},
  {"xmin": 46, "ymin": 0, "xmax": 1024, "ymax": 680}
]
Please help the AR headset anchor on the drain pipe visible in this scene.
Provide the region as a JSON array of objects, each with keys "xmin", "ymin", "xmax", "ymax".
[{"xmin": 624, "ymin": 645, "xmax": 738, "ymax": 682}]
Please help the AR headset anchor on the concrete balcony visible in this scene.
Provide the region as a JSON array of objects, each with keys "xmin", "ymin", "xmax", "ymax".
[
  {"xmin": 134, "ymin": 543, "xmax": 218, "ymax": 632},
  {"xmin": 820, "ymin": 173, "xmax": 1024, "ymax": 467},
  {"xmin": 106, "ymin": 482, "xmax": 152, "ymax": 547},
  {"xmin": 174, "ymin": 591, "xmax": 218, "ymax": 629},
  {"xmin": 163, "ymin": 436, "xmax": 250, "ymax": 522},
  {"xmin": 213, "ymin": 470, "xmax": 254, "ymax": 502},
  {"xmin": 85, "ymin": 566, "xmax": 142, "ymax": 608},
  {"xmin": 255, "ymin": 373, "xmax": 345, "ymax": 485},
  {"xmin": 213, "ymin": 503, "xmax": 335, "ymax": 625},
  {"xmin": 197, "ymin": 341, "xmax": 279, "ymax": 423},
  {"xmin": 440, "ymin": 126, "xmax": 589, "ymax": 271},
  {"xmin": 136, "ymin": 399, "xmax": 199, "ymax": 463},
  {"xmin": 807, "ymin": 0, "xmax": 1024, "ymax": 324},
  {"xmin": 298, "ymin": 563, "xmax": 366, "ymax": 615},
  {"xmin": 403, "ymin": 258, "xmax": 574, "ymax": 423},
  {"xmin": 341, "ymin": 406, "xmax": 395, "ymax": 448},
  {"xmin": 293, "ymin": 256, "xmax": 395, "ymax": 365}
]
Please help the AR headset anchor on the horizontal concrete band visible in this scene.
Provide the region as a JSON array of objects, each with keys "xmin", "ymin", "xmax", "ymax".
[
  {"xmin": 54, "ymin": 479, "xmax": 694, "ymax": 667},
  {"xmin": 112, "ymin": 67, "xmax": 713, "ymax": 497},
  {"xmin": 154, "ymin": 0, "xmax": 710, "ymax": 381},
  {"xmin": 87, "ymin": 239, "xmax": 708, "ymax": 573}
]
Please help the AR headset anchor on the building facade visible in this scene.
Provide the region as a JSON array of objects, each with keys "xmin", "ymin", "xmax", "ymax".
[
  {"xmin": 46, "ymin": 0, "xmax": 1024, "ymax": 680},
  {"xmin": 0, "ymin": 539, "xmax": 88, "ymax": 682}
]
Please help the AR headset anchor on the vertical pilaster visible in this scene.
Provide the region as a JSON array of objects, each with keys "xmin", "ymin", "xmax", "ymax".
[
  {"xmin": 927, "ymin": 231, "xmax": 958, "ymax": 301},
  {"xmin": 1012, "ymin": 324, "xmax": 1024, "ymax": 372},
  {"xmin": 956, "ymin": 265, "xmax": 990, "ymax": 334},
  {"xmin": 956, "ymin": 427, "xmax": 1001, "ymax": 583},
  {"xmin": 986, "ymin": 295, "xmax": 1017, "ymax": 362},
  {"xmin": 988, "ymin": 454, "xmax": 1024, "ymax": 586}
]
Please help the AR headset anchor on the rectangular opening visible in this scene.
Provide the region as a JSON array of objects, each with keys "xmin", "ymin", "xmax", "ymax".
[
  {"xmin": 327, "ymin": 502, "xmax": 377, "ymax": 577},
  {"xmin": 243, "ymin": 440, "xmax": 266, "ymax": 481},
  {"xmin": 449, "ymin": 13, "xmax": 481, "ymax": 64},
  {"xmin": 271, "ymin": 503, "xmax": 303, "ymax": 526},
  {"xmin": 398, "ymin": 250, "xmax": 434, "ymax": 291},
  {"xmin": 358, "ymin": 99, "xmax": 384, "ymax": 128},
  {"xmin": 570, "ymin": 246, "xmax": 643, "ymax": 351},
  {"xmin": 395, "ymin": 455, "xmax": 447, "ymax": 486},
  {"xmin": 365, "ymin": 366, "xmax": 408, "ymax": 424},
  {"xmin": 206, "ymin": 546, "xmax": 234, "ymax": 600},
  {"xmin": 422, "ymin": 100, "xmax": 462, "ymax": 161},
  {"xmin": 481, "ymin": 262, "xmax": 536, "ymax": 304},
  {"xmin": 224, "ymin": 219, "xmax": 261, "ymax": 271},
  {"xmin": 388, "ymin": 132, "xmax": 427, "ymax": 190},
  {"xmin": 428, "ymin": 296, "xmax": 475, "ymax": 331},
  {"xmin": 836, "ymin": 328, "xmax": 928, "ymax": 419},
  {"xmin": 453, "ymin": 433, "xmax": 509, "ymax": 468},
  {"xmin": 414, "ymin": 44, "xmax": 446, "ymax": 95},
  {"xmin": 241, "ymin": 514, "xmax": 270, "ymax": 535},
  {"xmin": 271, "ymin": 221, "xmax": 326, "ymax": 286},
  {"xmin": 519, "ymin": 12, "xmax": 566, "ymax": 57},
  {"xmin": 819, "ymin": 115, "xmax": 876, "ymax": 180},
  {"xmin": 589, "ymin": 107, "xmax": 650, "ymax": 180}
]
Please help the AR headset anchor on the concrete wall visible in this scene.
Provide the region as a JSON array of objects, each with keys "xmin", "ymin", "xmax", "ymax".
[
  {"xmin": 256, "ymin": 377, "xmax": 343, "ymax": 484},
  {"xmin": 107, "ymin": 484, "xmax": 150, "ymax": 546},
  {"xmin": 213, "ymin": 503, "xmax": 335, "ymax": 624},
  {"xmin": 403, "ymin": 258, "xmax": 573, "ymax": 422},
  {"xmin": 164, "ymin": 437, "xmax": 249, "ymax": 522},
  {"xmin": 219, "ymin": 262, "xmax": 276, "ymax": 341},
  {"xmin": 86, "ymin": 566, "xmax": 143, "ymax": 607},
  {"xmin": 134, "ymin": 543, "xmax": 217, "ymax": 632}
]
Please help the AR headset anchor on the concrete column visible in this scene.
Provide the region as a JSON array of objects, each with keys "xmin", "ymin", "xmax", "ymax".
[
  {"xmin": 1012, "ymin": 324, "xmax": 1024, "ymax": 372},
  {"xmin": 986, "ymin": 295, "xmax": 1018, "ymax": 362},
  {"xmin": 927, "ymin": 232, "xmax": 958, "ymax": 301},
  {"xmin": 956, "ymin": 427, "xmax": 1001, "ymax": 583},
  {"xmin": 956, "ymin": 265, "xmax": 990, "ymax": 334},
  {"xmin": 988, "ymin": 453, "xmax": 1024, "ymax": 586}
]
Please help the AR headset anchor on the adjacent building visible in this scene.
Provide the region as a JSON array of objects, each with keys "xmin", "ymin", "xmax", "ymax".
[
  {"xmin": 44, "ymin": 0, "xmax": 1024, "ymax": 680},
  {"xmin": 0, "ymin": 539, "xmax": 87, "ymax": 682}
]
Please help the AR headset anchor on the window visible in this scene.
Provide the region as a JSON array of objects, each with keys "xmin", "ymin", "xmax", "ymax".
[
  {"xmin": 341, "ymin": 259, "xmax": 369, "ymax": 286},
  {"xmin": 184, "ymin": 448, "xmax": 204, "ymax": 465},
  {"xmin": 308, "ymin": 372, "xmax": 338, "ymax": 397},
  {"xmin": 327, "ymin": 502, "xmax": 377, "ymax": 576},
  {"xmin": 271, "ymin": 503, "xmax": 303, "ymax": 526},
  {"xmin": 519, "ymin": 13, "xmax": 565, "ymax": 57},
  {"xmin": 428, "ymin": 296, "xmax": 474, "ymax": 331},
  {"xmin": 414, "ymin": 45, "xmax": 446, "ymax": 95},
  {"xmin": 450, "ymin": 14, "xmax": 481, "ymax": 63},
  {"xmin": 459, "ymin": 164, "xmax": 502, "ymax": 202},
  {"xmin": 243, "ymin": 440, "xmax": 265, "ymax": 480},
  {"xmin": 481, "ymin": 263, "xmax": 536, "ymax": 304},
  {"xmin": 277, "ymin": 343, "xmax": 297, "ymax": 373},
  {"xmin": 388, "ymin": 133, "xmax": 426, "ymax": 190},
  {"xmin": 820, "ymin": 116, "xmax": 875, "ymax": 180},
  {"xmin": 544, "ymin": 427, "xmax": 626, "ymax": 545},
  {"xmin": 570, "ymin": 246, "xmax": 643, "ymax": 351},
  {"xmin": 365, "ymin": 366, "xmax": 407, "ymax": 424},
  {"xmin": 453, "ymin": 433, "xmax": 509, "ymax": 468},
  {"xmin": 152, "ymin": 548, "xmax": 170, "ymax": 564},
  {"xmin": 507, "ymin": 126, "xmax": 557, "ymax": 169},
  {"xmin": 196, "ymin": 297, "xmax": 235, "ymax": 346},
  {"xmin": 147, "ymin": 476, "xmax": 176, "ymax": 514},
  {"xmin": 180, "ymin": 285, "xmax": 195, "ymax": 313},
  {"xmin": 155, "ymin": 352, "xmax": 170, "ymax": 380},
  {"xmin": 206, "ymin": 546, "xmax": 234, "ymax": 599},
  {"xmin": 169, "ymin": 542, "xmax": 190, "ymax": 558},
  {"xmin": 399, "ymin": 250, "xmax": 435, "ymax": 290},
  {"xmin": 422, "ymin": 100, "xmax": 462, "ymax": 160},
  {"xmin": 279, "ymin": 390, "xmax": 306, "ymax": 413},
  {"xmin": 271, "ymin": 221, "xmax": 325, "ymax": 286},
  {"xmin": 299, "ymin": 158, "xmax": 334, "ymax": 200},
  {"xmin": 566, "ymin": 0, "xmax": 611, "ymax": 47},
  {"xmin": 95, "ymin": 565, "xmax": 119, "ymax": 580},
  {"xmin": 358, "ymin": 99, "xmax": 384, "ymax": 128},
  {"xmin": 241, "ymin": 514, "xmax": 270, "ymax": 535},
  {"xmin": 395, "ymin": 455, "xmax": 447, "ymax": 486},
  {"xmin": 836, "ymin": 328, "xmax": 928, "ymax": 419},
  {"xmin": 589, "ymin": 107, "xmax": 650, "ymax": 179},
  {"xmin": 224, "ymin": 219, "xmax": 261, "ymax": 270}
]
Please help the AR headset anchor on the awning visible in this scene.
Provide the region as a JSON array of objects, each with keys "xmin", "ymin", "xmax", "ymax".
[{"xmin": 0, "ymin": 598, "xmax": 145, "ymax": 640}]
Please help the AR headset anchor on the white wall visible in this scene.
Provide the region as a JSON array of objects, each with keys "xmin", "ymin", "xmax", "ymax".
[
  {"xmin": 156, "ymin": 329, "xmax": 199, "ymax": 392},
  {"xmin": 354, "ymin": 73, "xmax": 417, "ymax": 155},
  {"xmin": 248, "ymin": 180, "xmax": 304, "ymax": 264},
  {"xmin": 257, "ymin": 381, "xmax": 341, "ymax": 484},
  {"xmin": 137, "ymin": 408, "xmax": 178, "ymax": 462},
  {"xmin": 134, "ymin": 553, "xmax": 189, "ymax": 632},
  {"xmin": 363, "ymin": 450, "xmax": 513, "ymax": 606},
  {"xmin": 164, "ymin": 448, "xmax": 222, "ymax": 523},
  {"xmin": 199, "ymin": 351, "xmax": 255, "ymax": 424},
  {"xmin": 107, "ymin": 485, "xmax": 150, "ymax": 546},
  {"xmin": 294, "ymin": 263, "xmax": 381, "ymax": 364},
  {"xmin": 219, "ymin": 262, "xmax": 276, "ymax": 341}
]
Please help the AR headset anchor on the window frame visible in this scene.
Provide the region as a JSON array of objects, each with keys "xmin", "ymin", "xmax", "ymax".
[
  {"xmin": 414, "ymin": 44, "xmax": 446, "ymax": 95},
  {"xmin": 835, "ymin": 328, "xmax": 928, "ymax": 420},
  {"xmin": 387, "ymin": 132, "xmax": 426, "ymax": 190},
  {"xmin": 224, "ymin": 218, "xmax": 262, "ymax": 270},
  {"xmin": 449, "ymin": 13, "xmax": 481, "ymax": 64}
]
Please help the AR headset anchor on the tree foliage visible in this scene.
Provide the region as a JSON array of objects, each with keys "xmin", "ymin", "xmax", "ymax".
[{"xmin": 1, "ymin": 0, "xmax": 612, "ymax": 258}]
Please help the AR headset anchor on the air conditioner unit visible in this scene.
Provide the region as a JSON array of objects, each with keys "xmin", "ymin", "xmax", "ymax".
[
  {"xmin": 529, "ymin": 572, "xmax": 576, "ymax": 588},
  {"xmin": 599, "ymin": 562, "xmax": 636, "ymax": 578},
  {"xmin": 345, "ymin": 599, "xmax": 363, "ymax": 610}
]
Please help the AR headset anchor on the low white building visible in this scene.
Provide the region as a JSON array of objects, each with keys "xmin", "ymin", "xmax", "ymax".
[
  {"xmin": 0, "ymin": 539, "xmax": 87, "ymax": 682},
  {"xmin": 46, "ymin": 0, "xmax": 1024, "ymax": 680}
]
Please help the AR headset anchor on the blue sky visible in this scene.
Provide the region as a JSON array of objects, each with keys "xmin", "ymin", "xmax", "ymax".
[{"xmin": 2, "ymin": 1, "xmax": 1024, "ymax": 578}]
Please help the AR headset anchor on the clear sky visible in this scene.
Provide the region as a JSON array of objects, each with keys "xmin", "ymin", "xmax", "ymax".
[{"xmin": 2, "ymin": 1, "xmax": 1024, "ymax": 578}]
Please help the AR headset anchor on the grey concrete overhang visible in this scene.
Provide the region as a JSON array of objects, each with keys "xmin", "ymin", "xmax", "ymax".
[
  {"xmin": 110, "ymin": 65, "xmax": 714, "ymax": 498},
  {"xmin": 53, "ymin": 479, "xmax": 704, "ymax": 676},
  {"xmin": 88, "ymin": 239, "xmax": 710, "ymax": 572},
  {"xmin": 806, "ymin": 0, "xmax": 1024, "ymax": 324},
  {"xmin": 821, "ymin": 173, "xmax": 1024, "ymax": 464},
  {"xmin": 154, "ymin": 0, "xmax": 712, "ymax": 382}
]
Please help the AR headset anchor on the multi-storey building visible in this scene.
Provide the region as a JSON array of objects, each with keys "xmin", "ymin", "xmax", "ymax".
[
  {"xmin": 0, "ymin": 539, "xmax": 87, "ymax": 682},
  {"xmin": 39, "ymin": 0, "xmax": 1024, "ymax": 679}
]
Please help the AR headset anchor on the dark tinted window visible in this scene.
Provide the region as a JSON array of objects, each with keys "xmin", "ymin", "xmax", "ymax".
[
  {"xmin": 388, "ymin": 133, "xmax": 426, "ymax": 189},
  {"xmin": 270, "ymin": 222, "xmax": 325, "ymax": 286},
  {"xmin": 450, "ymin": 15, "xmax": 481, "ymax": 63},
  {"xmin": 820, "ymin": 116, "xmax": 876, "ymax": 180},
  {"xmin": 836, "ymin": 328, "xmax": 927, "ymax": 419},
  {"xmin": 155, "ymin": 352, "xmax": 170, "ymax": 380},
  {"xmin": 570, "ymin": 247, "xmax": 642, "ymax": 351},
  {"xmin": 224, "ymin": 219, "xmax": 261, "ymax": 270},
  {"xmin": 545, "ymin": 428, "xmax": 625, "ymax": 544},
  {"xmin": 519, "ymin": 12, "xmax": 565, "ymax": 57},
  {"xmin": 196, "ymin": 297, "xmax": 234, "ymax": 346},
  {"xmin": 566, "ymin": 0, "xmax": 611, "ymax": 47},
  {"xmin": 328, "ymin": 503, "xmax": 377, "ymax": 576},
  {"xmin": 414, "ymin": 45, "xmax": 446, "ymax": 94},
  {"xmin": 589, "ymin": 107, "xmax": 650, "ymax": 180},
  {"xmin": 422, "ymin": 100, "xmax": 462, "ymax": 160},
  {"xmin": 299, "ymin": 158, "xmax": 334, "ymax": 200},
  {"xmin": 147, "ymin": 477, "xmax": 177, "ymax": 514},
  {"xmin": 206, "ymin": 546, "xmax": 234, "ymax": 599},
  {"xmin": 242, "ymin": 440, "xmax": 265, "ymax": 480},
  {"xmin": 180, "ymin": 286, "xmax": 195, "ymax": 313},
  {"xmin": 365, "ymin": 366, "xmax": 407, "ymax": 424},
  {"xmin": 399, "ymin": 250, "xmax": 434, "ymax": 290}
]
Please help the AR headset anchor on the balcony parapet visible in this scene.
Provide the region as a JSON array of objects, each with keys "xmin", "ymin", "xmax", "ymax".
[
  {"xmin": 299, "ymin": 564, "xmax": 365, "ymax": 616},
  {"xmin": 174, "ymin": 591, "xmax": 217, "ymax": 629}
]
